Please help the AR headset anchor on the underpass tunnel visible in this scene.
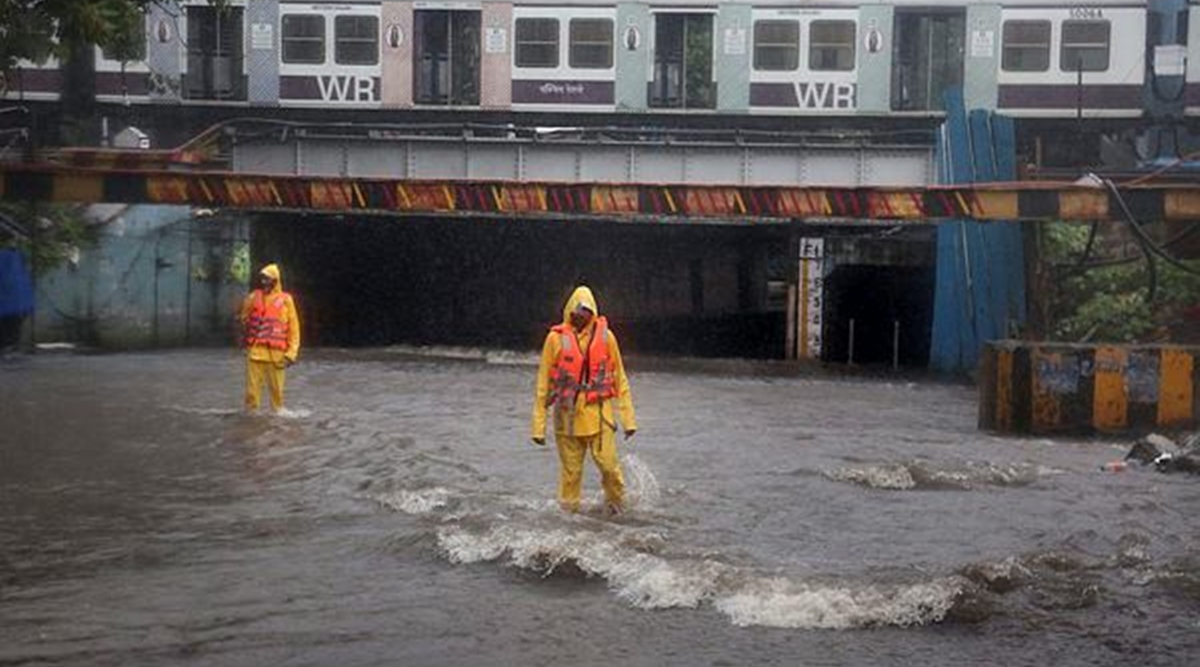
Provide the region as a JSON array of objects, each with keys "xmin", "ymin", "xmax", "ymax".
[
  {"xmin": 819, "ymin": 232, "xmax": 937, "ymax": 368},
  {"xmin": 251, "ymin": 213, "xmax": 790, "ymax": 358}
]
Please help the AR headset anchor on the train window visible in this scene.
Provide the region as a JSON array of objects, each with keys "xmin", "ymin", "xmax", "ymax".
[
  {"xmin": 335, "ymin": 15, "xmax": 379, "ymax": 65},
  {"xmin": 809, "ymin": 20, "xmax": 854, "ymax": 71},
  {"xmin": 515, "ymin": 18, "xmax": 559, "ymax": 68},
  {"xmin": 1001, "ymin": 20, "xmax": 1050, "ymax": 71},
  {"xmin": 282, "ymin": 15, "xmax": 325, "ymax": 64},
  {"xmin": 1060, "ymin": 21, "xmax": 1109, "ymax": 72},
  {"xmin": 753, "ymin": 21, "xmax": 799, "ymax": 71},
  {"xmin": 569, "ymin": 19, "xmax": 613, "ymax": 69}
]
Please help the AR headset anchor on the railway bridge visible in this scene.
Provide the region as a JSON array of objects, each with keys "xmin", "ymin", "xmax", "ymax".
[{"xmin": 4, "ymin": 117, "xmax": 1199, "ymax": 371}]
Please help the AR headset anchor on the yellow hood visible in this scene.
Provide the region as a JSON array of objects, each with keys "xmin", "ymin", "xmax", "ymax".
[
  {"xmin": 261, "ymin": 264, "xmax": 282, "ymax": 293},
  {"xmin": 562, "ymin": 286, "xmax": 599, "ymax": 325}
]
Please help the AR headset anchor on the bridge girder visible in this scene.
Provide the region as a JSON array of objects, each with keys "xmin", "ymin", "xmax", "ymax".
[{"xmin": 1, "ymin": 163, "xmax": 1198, "ymax": 225}]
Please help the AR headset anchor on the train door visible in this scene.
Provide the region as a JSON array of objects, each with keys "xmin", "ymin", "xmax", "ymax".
[
  {"xmin": 414, "ymin": 10, "xmax": 481, "ymax": 105},
  {"xmin": 185, "ymin": 5, "xmax": 246, "ymax": 100},
  {"xmin": 890, "ymin": 8, "xmax": 964, "ymax": 111},
  {"xmin": 650, "ymin": 13, "xmax": 715, "ymax": 109}
]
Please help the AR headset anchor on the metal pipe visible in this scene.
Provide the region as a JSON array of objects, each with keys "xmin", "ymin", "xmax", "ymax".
[
  {"xmin": 893, "ymin": 320, "xmax": 900, "ymax": 371},
  {"xmin": 848, "ymin": 317, "xmax": 855, "ymax": 366},
  {"xmin": 184, "ymin": 216, "xmax": 193, "ymax": 345},
  {"xmin": 153, "ymin": 233, "xmax": 160, "ymax": 347},
  {"xmin": 28, "ymin": 206, "xmax": 37, "ymax": 351},
  {"xmin": 785, "ymin": 283, "xmax": 797, "ymax": 360}
]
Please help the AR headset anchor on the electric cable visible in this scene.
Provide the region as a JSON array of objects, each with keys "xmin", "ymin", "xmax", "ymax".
[
  {"xmin": 1054, "ymin": 221, "xmax": 1200, "ymax": 270},
  {"xmin": 1105, "ymin": 179, "xmax": 1200, "ymax": 277}
]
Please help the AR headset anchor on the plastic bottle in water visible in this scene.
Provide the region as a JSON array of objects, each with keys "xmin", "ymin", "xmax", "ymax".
[{"xmin": 1101, "ymin": 460, "xmax": 1128, "ymax": 473}]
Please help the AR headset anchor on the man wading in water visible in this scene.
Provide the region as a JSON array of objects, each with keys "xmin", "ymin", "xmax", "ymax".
[
  {"xmin": 239, "ymin": 264, "xmax": 301, "ymax": 412},
  {"xmin": 531, "ymin": 286, "xmax": 637, "ymax": 514}
]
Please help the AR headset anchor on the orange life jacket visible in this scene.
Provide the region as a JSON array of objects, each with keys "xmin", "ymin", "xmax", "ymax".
[
  {"xmin": 245, "ymin": 289, "xmax": 291, "ymax": 350},
  {"xmin": 548, "ymin": 316, "xmax": 617, "ymax": 407}
]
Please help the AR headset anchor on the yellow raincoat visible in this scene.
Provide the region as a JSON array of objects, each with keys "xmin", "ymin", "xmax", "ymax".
[
  {"xmin": 239, "ymin": 264, "xmax": 301, "ymax": 410},
  {"xmin": 531, "ymin": 286, "xmax": 637, "ymax": 511}
]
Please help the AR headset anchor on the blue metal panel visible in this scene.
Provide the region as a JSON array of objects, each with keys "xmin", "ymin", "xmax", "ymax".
[
  {"xmin": 930, "ymin": 89, "xmax": 1026, "ymax": 375},
  {"xmin": 0, "ymin": 250, "xmax": 34, "ymax": 318}
]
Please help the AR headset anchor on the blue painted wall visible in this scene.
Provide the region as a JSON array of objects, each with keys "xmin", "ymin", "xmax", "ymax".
[{"xmin": 33, "ymin": 205, "xmax": 249, "ymax": 348}]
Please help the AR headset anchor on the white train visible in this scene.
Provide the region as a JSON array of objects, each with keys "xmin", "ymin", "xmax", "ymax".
[{"xmin": 0, "ymin": 0, "xmax": 1187, "ymax": 121}]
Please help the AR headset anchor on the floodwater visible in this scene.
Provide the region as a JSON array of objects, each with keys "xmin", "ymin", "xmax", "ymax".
[{"xmin": 2, "ymin": 350, "xmax": 1198, "ymax": 667}]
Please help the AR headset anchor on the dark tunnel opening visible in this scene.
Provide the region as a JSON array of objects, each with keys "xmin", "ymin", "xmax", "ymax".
[
  {"xmin": 251, "ymin": 213, "xmax": 790, "ymax": 358},
  {"xmin": 822, "ymin": 264, "xmax": 934, "ymax": 368}
]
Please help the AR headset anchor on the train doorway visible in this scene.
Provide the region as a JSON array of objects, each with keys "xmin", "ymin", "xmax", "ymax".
[
  {"xmin": 890, "ymin": 8, "xmax": 964, "ymax": 112},
  {"xmin": 185, "ymin": 4, "xmax": 246, "ymax": 101},
  {"xmin": 414, "ymin": 10, "xmax": 481, "ymax": 105},
  {"xmin": 650, "ymin": 12, "xmax": 716, "ymax": 109}
]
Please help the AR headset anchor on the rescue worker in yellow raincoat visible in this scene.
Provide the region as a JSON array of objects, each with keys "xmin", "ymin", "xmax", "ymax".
[
  {"xmin": 239, "ymin": 264, "xmax": 301, "ymax": 411},
  {"xmin": 531, "ymin": 286, "xmax": 637, "ymax": 514}
]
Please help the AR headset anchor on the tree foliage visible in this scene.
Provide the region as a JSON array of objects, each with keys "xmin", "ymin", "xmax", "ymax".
[
  {"xmin": 1, "ymin": 1, "xmax": 142, "ymax": 69},
  {"xmin": 1041, "ymin": 222, "xmax": 1200, "ymax": 343},
  {"xmin": 0, "ymin": 202, "xmax": 98, "ymax": 276},
  {"xmin": 0, "ymin": 1, "xmax": 228, "ymax": 70}
]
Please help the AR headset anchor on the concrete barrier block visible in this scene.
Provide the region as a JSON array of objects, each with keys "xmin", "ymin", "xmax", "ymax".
[{"xmin": 980, "ymin": 341, "xmax": 1200, "ymax": 434}]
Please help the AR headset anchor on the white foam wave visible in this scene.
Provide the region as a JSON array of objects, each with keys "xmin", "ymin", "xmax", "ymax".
[
  {"xmin": 828, "ymin": 461, "xmax": 1043, "ymax": 491},
  {"xmin": 437, "ymin": 524, "xmax": 714, "ymax": 608},
  {"xmin": 714, "ymin": 576, "xmax": 964, "ymax": 629},
  {"xmin": 484, "ymin": 350, "xmax": 539, "ymax": 366},
  {"xmin": 377, "ymin": 487, "xmax": 451, "ymax": 515},
  {"xmin": 828, "ymin": 464, "xmax": 916, "ymax": 490},
  {"xmin": 384, "ymin": 345, "xmax": 486, "ymax": 360},
  {"xmin": 436, "ymin": 523, "xmax": 962, "ymax": 628}
]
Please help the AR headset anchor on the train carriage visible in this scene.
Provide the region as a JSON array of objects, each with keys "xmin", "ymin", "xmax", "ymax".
[
  {"xmin": 996, "ymin": 2, "xmax": 1146, "ymax": 118},
  {"xmin": 0, "ymin": 0, "xmax": 1181, "ymax": 124}
]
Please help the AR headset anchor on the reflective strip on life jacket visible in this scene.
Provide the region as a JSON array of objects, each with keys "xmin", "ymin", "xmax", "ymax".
[
  {"xmin": 547, "ymin": 316, "xmax": 616, "ymax": 408},
  {"xmin": 245, "ymin": 290, "xmax": 291, "ymax": 350}
]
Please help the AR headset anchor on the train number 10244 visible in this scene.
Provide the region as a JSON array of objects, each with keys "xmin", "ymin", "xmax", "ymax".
[{"xmin": 1068, "ymin": 7, "xmax": 1104, "ymax": 20}]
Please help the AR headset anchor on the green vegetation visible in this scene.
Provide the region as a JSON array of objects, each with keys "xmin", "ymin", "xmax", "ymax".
[
  {"xmin": 0, "ymin": 203, "xmax": 97, "ymax": 276},
  {"xmin": 1040, "ymin": 222, "xmax": 1200, "ymax": 343},
  {"xmin": 0, "ymin": 0, "xmax": 157, "ymax": 71},
  {"xmin": 0, "ymin": 1, "xmax": 226, "ymax": 140}
]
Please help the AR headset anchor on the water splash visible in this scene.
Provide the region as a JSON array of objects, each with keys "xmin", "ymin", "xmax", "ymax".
[
  {"xmin": 621, "ymin": 452, "xmax": 661, "ymax": 509},
  {"xmin": 272, "ymin": 407, "xmax": 313, "ymax": 420},
  {"xmin": 714, "ymin": 576, "xmax": 965, "ymax": 629}
]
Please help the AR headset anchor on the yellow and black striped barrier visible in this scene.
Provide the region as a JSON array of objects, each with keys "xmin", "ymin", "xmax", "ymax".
[
  {"xmin": 7, "ymin": 163, "xmax": 1200, "ymax": 223},
  {"xmin": 980, "ymin": 341, "xmax": 1198, "ymax": 434}
]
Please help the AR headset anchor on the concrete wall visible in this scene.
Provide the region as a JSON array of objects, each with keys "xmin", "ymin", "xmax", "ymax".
[
  {"xmin": 980, "ymin": 341, "xmax": 1199, "ymax": 434},
  {"xmin": 33, "ymin": 205, "xmax": 249, "ymax": 348}
]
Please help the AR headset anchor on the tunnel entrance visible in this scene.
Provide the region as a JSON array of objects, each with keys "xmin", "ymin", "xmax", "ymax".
[
  {"xmin": 822, "ymin": 264, "xmax": 934, "ymax": 368},
  {"xmin": 251, "ymin": 213, "xmax": 790, "ymax": 358}
]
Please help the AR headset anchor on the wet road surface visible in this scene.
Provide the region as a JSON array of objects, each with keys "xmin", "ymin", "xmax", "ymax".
[{"xmin": 2, "ymin": 349, "xmax": 1199, "ymax": 666}]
